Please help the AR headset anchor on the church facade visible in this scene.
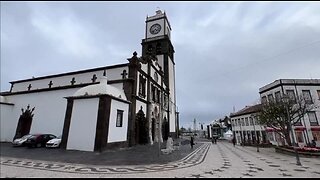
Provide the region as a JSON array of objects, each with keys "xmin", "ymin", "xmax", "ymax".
[{"xmin": 0, "ymin": 10, "xmax": 179, "ymax": 152}]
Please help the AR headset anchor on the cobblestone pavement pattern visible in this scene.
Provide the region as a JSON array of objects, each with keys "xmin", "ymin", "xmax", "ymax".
[{"xmin": 1, "ymin": 140, "xmax": 320, "ymax": 178}]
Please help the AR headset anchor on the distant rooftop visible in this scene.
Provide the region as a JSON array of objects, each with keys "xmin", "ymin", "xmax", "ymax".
[
  {"xmin": 259, "ymin": 79, "xmax": 320, "ymax": 94},
  {"xmin": 230, "ymin": 104, "xmax": 262, "ymax": 118}
]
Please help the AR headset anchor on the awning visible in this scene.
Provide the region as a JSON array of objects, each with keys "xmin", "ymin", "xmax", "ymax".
[
  {"xmin": 294, "ymin": 126, "xmax": 306, "ymax": 131},
  {"xmin": 311, "ymin": 126, "xmax": 320, "ymax": 131},
  {"xmin": 265, "ymin": 127, "xmax": 274, "ymax": 132},
  {"xmin": 265, "ymin": 127, "xmax": 281, "ymax": 132}
]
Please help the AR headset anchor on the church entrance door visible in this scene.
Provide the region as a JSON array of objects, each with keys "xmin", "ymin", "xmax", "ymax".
[{"xmin": 136, "ymin": 108, "xmax": 148, "ymax": 144}]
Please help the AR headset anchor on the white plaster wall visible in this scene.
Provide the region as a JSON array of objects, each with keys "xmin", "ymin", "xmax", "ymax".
[
  {"xmin": 168, "ymin": 56, "xmax": 176, "ymax": 133},
  {"xmin": 67, "ymin": 98, "xmax": 99, "ymax": 152},
  {"xmin": 0, "ymin": 104, "xmax": 15, "ymax": 142},
  {"xmin": 110, "ymin": 83, "xmax": 123, "ymax": 94},
  {"xmin": 108, "ymin": 100, "xmax": 129, "ymax": 143},
  {"xmin": 2, "ymin": 88, "xmax": 79, "ymax": 141},
  {"xmin": 107, "ymin": 67, "xmax": 128, "ymax": 80},
  {"xmin": 169, "ymin": 103, "xmax": 176, "ymax": 132},
  {"xmin": 141, "ymin": 64, "xmax": 148, "ymax": 74}
]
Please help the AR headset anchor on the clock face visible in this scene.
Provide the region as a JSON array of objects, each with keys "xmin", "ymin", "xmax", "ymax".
[{"xmin": 150, "ymin": 23, "xmax": 161, "ymax": 35}]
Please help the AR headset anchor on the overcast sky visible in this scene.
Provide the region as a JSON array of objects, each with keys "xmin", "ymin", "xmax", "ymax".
[{"xmin": 1, "ymin": 1, "xmax": 320, "ymax": 129}]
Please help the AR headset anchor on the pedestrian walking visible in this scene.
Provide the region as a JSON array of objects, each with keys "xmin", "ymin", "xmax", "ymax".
[
  {"xmin": 214, "ymin": 137, "xmax": 217, "ymax": 144},
  {"xmin": 232, "ymin": 137, "xmax": 236, "ymax": 147},
  {"xmin": 190, "ymin": 136, "xmax": 194, "ymax": 148}
]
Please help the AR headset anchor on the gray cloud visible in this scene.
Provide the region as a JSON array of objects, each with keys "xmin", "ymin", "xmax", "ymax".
[{"xmin": 1, "ymin": 2, "xmax": 320, "ymax": 129}]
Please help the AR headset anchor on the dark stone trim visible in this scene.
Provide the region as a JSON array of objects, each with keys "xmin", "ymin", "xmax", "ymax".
[
  {"xmin": 135, "ymin": 95, "xmax": 148, "ymax": 104},
  {"xmin": 94, "ymin": 96, "xmax": 111, "ymax": 152},
  {"xmin": 1, "ymin": 82, "xmax": 99, "ymax": 96},
  {"xmin": 164, "ymin": 55, "xmax": 169, "ymax": 87},
  {"xmin": 10, "ymin": 63, "xmax": 129, "ymax": 84},
  {"xmin": 126, "ymin": 53, "xmax": 140, "ymax": 146},
  {"xmin": 66, "ymin": 94, "xmax": 131, "ymax": 105},
  {"xmin": 61, "ymin": 99, "xmax": 74, "ymax": 149},
  {"xmin": 108, "ymin": 78, "xmax": 134, "ymax": 85},
  {"xmin": 150, "ymin": 63, "xmax": 164, "ymax": 77},
  {"xmin": 3, "ymin": 79, "xmax": 133, "ymax": 96},
  {"xmin": 138, "ymin": 69, "xmax": 149, "ymax": 78},
  {"xmin": 105, "ymin": 141, "xmax": 128, "ymax": 150},
  {"xmin": 137, "ymin": 70, "xmax": 163, "ymax": 90},
  {"xmin": 146, "ymin": 58, "xmax": 151, "ymax": 144},
  {"xmin": 0, "ymin": 102, "xmax": 14, "ymax": 106}
]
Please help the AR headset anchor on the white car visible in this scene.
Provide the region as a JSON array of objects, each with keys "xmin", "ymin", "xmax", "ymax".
[
  {"xmin": 12, "ymin": 134, "xmax": 32, "ymax": 147},
  {"xmin": 46, "ymin": 135, "xmax": 61, "ymax": 148}
]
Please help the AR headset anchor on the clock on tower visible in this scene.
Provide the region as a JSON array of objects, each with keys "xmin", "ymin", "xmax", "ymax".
[{"xmin": 141, "ymin": 10, "xmax": 178, "ymax": 138}]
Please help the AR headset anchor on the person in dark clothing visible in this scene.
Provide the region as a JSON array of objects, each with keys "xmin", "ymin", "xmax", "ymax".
[
  {"xmin": 311, "ymin": 139, "xmax": 317, "ymax": 148},
  {"xmin": 232, "ymin": 137, "xmax": 236, "ymax": 147},
  {"xmin": 190, "ymin": 136, "xmax": 194, "ymax": 148}
]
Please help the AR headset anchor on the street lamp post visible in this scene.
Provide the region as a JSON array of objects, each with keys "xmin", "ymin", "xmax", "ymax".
[{"xmin": 283, "ymin": 95, "xmax": 302, "ymax": 166}]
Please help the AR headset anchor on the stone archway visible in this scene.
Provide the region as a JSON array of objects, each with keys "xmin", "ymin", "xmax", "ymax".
[
  {"xmin": 162, "ymin": 117, "xmax": 169, "ymax": 141},
  {"xmin": 151, "ymin": 118, "xmax": 156, "ymax": 142},
  {"xmin": 135, "ymin": 107, "xmax": 148, "ymax": 144},
  {"xmin": 14, "ymin": 105, "xmax": 35, "ymax": 139}
]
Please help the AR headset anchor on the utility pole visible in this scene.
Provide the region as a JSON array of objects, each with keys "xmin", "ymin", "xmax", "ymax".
[
  {"xmin": 283, "ymin": 94, "xmax": 301, "ymax": 166},
  {"xmin": 193, "ymin": 118, "xmax": 197, "ymax": 134}
]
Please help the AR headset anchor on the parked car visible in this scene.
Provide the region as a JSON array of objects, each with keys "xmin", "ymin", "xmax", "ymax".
[
  {"xmin": 46, "ymin": 135, "xmax": 62, "ymax": 148},
  {"xmin": 25, "ymin": 134, "xmax": 56, "ymax": 148},
  {"xmin": 12, "ymin": 134, "xmax": 32, "ymax": 147}
]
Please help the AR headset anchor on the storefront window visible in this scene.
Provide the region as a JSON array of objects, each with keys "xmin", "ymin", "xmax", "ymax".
[
  {"xmin": 312, "ymin": 131, "xmax": 320, "ymax": 141},
  {"xmin": 295, "ymin": 131, "xmax": 304, "ymax": 143}
]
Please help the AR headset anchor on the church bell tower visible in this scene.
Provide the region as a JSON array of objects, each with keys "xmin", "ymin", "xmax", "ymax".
[{"xmin": 141, "ymin": 10, "xmax": 178, "ymax": 138}]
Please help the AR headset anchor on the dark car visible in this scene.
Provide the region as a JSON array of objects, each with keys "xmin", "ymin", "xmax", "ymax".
[{"xmin": 25, "ymin": 134, "xmax": 56, "ymax": 148}]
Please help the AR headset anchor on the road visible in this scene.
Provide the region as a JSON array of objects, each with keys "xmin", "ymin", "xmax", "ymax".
[{"xmin": 1, "ymin": 140, "xmax": 320, "ymax": 178}]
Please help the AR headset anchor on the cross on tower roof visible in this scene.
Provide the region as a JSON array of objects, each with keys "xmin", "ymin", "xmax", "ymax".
[
  {"xmin": 91, "ymin": 74, "xmax": 97, "ymax": 83},
  {"xmin": 121, "ymin": 70, "xmax": 128, "ymax": 79},
  {"xmin": 48, "ymin": 81, "xmax": 53, "ymax": 88},
  {"xmin": 70, "ymin": 77, "xmax": 76, "ymax": 85},
  {"xmin": 27, "ymin": 84, "xmax": 32, "ymax": 91}
]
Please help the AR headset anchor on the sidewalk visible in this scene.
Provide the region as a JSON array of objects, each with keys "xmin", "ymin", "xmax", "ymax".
[{"xmin": 0, "ymin": 138, "xmax": 204, "ymax": 166}]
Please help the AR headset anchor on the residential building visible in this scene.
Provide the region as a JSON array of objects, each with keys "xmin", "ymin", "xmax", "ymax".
[
  {"xmin": 259, "ymin": 79, "xmax": 320, "ymax": 147},
  {"xmin": 230, "ymin": 104, "xmax": 267, "ymax": 145}
]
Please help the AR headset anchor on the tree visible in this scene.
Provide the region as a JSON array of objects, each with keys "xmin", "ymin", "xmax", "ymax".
[
  {"xmin": 257, "ymin": 94, "xmax": 315, "ymax": 146},
  {"xmin": 179, "ymin": 126, "xmax": 187, "ymax": 133}
]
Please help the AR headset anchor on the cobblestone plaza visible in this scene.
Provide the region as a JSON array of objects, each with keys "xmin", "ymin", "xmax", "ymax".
[{"xmin": 1, "ymin": 139, "xmax": 320, "ymax": 178}]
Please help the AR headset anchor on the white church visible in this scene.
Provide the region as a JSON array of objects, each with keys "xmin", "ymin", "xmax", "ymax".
[{"xmin": 0, "ymin": 10, "xmax": 179, "ymax": 152}]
